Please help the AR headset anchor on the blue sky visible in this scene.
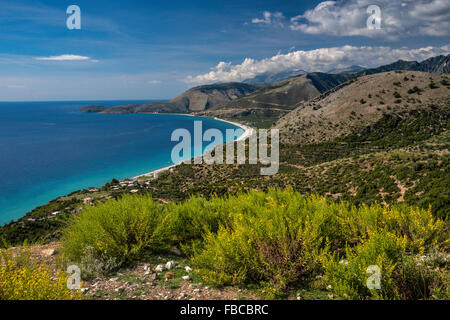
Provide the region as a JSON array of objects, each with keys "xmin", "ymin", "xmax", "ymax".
[{"xmin": 0, "ymin": 0, "xmax": 449, "ymax": 101}]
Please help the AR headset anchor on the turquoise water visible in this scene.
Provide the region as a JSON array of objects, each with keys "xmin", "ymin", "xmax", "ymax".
[{"xmin": 0, "ymin": 101, "xmax": 242, "ymax": 224}]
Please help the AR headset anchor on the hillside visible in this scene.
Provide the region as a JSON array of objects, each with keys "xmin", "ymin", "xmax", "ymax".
[
  {"xmin": 328, "ymin": 65, "xmax": 366, "ymax": 74},
  {"xmin": 276, "ymin": 71, "xmax": 450, "ymax": 144},
  {"xmin": 358, "ymin": 54, "xmax": 450, "ymax": 76},
  {"xmin": 81, "ymin": 83, "xmax": 259, "ymax": 114},
  {"xmin": 243, "ymin": 69, "xmax": 306, "ymax": 85},
  {"xmin": 81, "ymin": 55, "xmax": 450, "ymax": 129},
  {"xmin": 201, "ymin": 72, "xmax": 353, "ymax": 127},
  {"xmin": 2, "ymin": 68, "xmax": 449, "ymax": 301},
  {"xmin": 3, "ymin": 71, "xmax": 449, "ymax": 246},
  {"xmin": 215, "ymin": 73, "xmax": 353, "ymax": 111},
  {"xmin": 169, "ymin": 82, "xmax": 259, "ymax": 111},
  {"xmin": 209, "ymin": 56, "xmax": 450, "ymax": 127}
]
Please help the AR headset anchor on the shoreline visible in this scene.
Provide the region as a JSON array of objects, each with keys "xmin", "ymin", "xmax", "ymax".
[
  {"xmin": 0, "ymin": 113, "xmax": 253, "ymax": 226},
  {"xmin": 132, "ymin": 115, "xmax": 254, "ymax": 180}
]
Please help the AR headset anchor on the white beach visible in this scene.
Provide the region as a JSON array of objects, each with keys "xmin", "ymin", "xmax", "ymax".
[{"xmin": 132, "ymin": 115, "xmax": 253, "ymax": 180}]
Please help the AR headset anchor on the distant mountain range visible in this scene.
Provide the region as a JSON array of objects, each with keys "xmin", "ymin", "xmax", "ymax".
[
  {"xmin": 81, "ymin": 54, "xmax": 450, "ymax": 117},
  {"xmin": 243, "ymin": 69, "xmax": 306, "ymax": 85},
  {"xmin": 358, "ymin": 54, "xmax": 450, "ymax": 76},
  {"xmin": 82, "ymin": 83, "xmax": 260, "ymax": 114},
  {"xmin": 217, "ymin": 72, "xmax": 353, "ymax": 111},
  {"xmin": 327, "ymin": 65, "xmax": 366, "ymax": 74}
]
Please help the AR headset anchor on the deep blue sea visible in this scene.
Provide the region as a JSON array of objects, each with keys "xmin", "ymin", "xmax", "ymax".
[{"xmin": 0, "ymin": 101, "xmax": 241, "ymax": 224}]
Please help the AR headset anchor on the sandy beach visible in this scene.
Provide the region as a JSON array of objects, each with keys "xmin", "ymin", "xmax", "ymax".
[{"xmin": 133, "ymin": 116, "xmax": 254, "ymax": 179}]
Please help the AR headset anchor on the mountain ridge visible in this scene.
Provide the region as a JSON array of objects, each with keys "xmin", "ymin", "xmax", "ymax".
[{"xmin": 81, "ymin": 54, "xmax": 450, "ymax": 124}]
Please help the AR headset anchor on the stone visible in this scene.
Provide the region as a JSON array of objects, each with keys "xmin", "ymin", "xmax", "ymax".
[
  {"xmin": 165, "ymin": 261, "xmax": 177, "ymax": 270},
  {"xmin": 165, "ymin": 272, "xmax": 175, "ymax": 280},
  {"xmin": 42, "ymin": 248, "xmax": 57, "ymax": 256},
  {"xmin": 148, "ymin": 273, "xmax": 159, "ymax": 281},
  {"xmin": 182, "ymin": 275, "xmax": 190, "ymax": 281},
  {"xmin": 155, "ymin": 264, "xmax": 166, "ymax": 272},
  {"xmin": 185, "ymin": 266, "xmax": 192, "ymax": 273}
]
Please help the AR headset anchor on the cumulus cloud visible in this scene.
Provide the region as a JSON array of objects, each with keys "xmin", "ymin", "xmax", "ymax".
[
  {"xmin": 186, "ymin": 45, "xmax": 450, "ymax": 84},
  {"xmin": 251, "ymin": 11, "xmax": 284, "ymax": 26},
  {"xmin": 290, "ymin": 0, "xmax": 450, "ymax": 39},
  {"xmin": 34, "ymin": 54, "xmax": 93, "ymax": 61}
]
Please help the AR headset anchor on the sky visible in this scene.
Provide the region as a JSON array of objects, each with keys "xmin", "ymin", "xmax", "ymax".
[{"xmin": 0, "ymin": 0, "xmax": 449, "ymax": 101}]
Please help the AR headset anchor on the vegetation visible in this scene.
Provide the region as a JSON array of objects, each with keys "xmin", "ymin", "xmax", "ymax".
[
  {"xmin": 1, "ymin": 102, "xmax": 448, "ymax": 246},
  {"xmin": 0, "ymin": 69, "xmax": 448, "ymax": 300},
  {"xmin": 60, "ymin": 189, "xmax": 448, "ymax": 299},
  {"xmin": 0, "ymin": 249, "xmax": 82, "ymax": 300},
  {"xmin": 62, "ymin": 195, "xmax": 168, "ymax": 270}
]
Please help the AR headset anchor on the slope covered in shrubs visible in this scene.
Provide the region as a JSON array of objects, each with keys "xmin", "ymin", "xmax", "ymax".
[{"xmin": 61, "ymin": 189, "xmax": 449, "ymax": 300}]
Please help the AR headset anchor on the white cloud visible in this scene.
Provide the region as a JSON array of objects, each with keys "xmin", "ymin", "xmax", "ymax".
[
  {"xmin": 34, "ymin": 54, "xmax": 92, "ymax": 61},
  {"xmin": 290, "ymin": 0, "xmax": 450, "ymax": 39},
  {"xmin": 251, "ymin": 11, "xmax": 284, "ymax": 26},
  {"xmin": 186, "ymin": 45, "xmax": 450, "ymax": 84}
]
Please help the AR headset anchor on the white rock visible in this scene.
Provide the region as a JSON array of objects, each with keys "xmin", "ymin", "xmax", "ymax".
[
  {"xmin": 185, "ymin": 266, "xmax": 192, "ymax": 273},
  {"xmin": 165, "ymin": 261, "xmax": 177, "ymax": 270},
  {"xmin": 182, "ymin": 276, "xmax": 190, "ymax": 281},
  {"xmin": 42, "ymin": 249, "xmax": 57, "ymax": 256},
  {"xmin": 155, "ymin": 264, "xmax": 166, "ymax": 272}
]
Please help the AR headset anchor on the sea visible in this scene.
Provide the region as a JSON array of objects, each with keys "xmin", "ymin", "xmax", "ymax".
[{"xmin": 0, "ymin": 100, "xmax": 242, "ymax": 225}]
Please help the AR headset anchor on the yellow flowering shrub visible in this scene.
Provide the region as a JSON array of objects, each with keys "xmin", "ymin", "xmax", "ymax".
[
  {"xmin": 0, "ymin": 251, "xmax": 82, "ymax": 300},
  {"xmin": 60, "ymin": 188, "xmax": 448, "ymax": 299}
]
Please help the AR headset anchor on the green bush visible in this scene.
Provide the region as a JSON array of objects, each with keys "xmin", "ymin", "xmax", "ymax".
[
  {"xmin": 189, "ymin": 189, "xmax": 447, "ymax": 297},
  {"xmin": 322, "ymin": 232, "xmax": 406, "ymax": 299},
  {"xmin": 192, "ymin": 192, "xmax": 327, "ymax": 292},
  {"xmin": 62, "ymin": 194, "xmax": 169, "ymax": 273},
  {"xmin": 60, "ymin": 189, "xmax": 448, "ymax": 298},
  {"xmin": 393, "ymin": 253, "xmax": 449, "ymax": 300}
]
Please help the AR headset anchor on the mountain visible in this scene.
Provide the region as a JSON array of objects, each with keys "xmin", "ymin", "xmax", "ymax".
[
  {"xmin": 275, "ymin": 71, "xmax": 450, "ymax": 144},
  {"xmin": 243, "ymin": 69, "xmax": 306, "ymax": 85},
  {"xmin": 215, "ymin": 73, "xmax": 353, "ymax": 111},
  {"xmin": 168, "ymin": 82, "xmax": 259, "ymax": 111},
  {"xmin": 358, "ymin": 54, "xmax": 450, "ymax": 76},
  {"xmin": 328, "ymin": 65, "xmax": 366, "ymax": 74},
  {"xmin": 81, "ymin": 82, "xmax": 260, "ymax": 114},
  {"xmin": 199, "ymin": 72, "xmax": 354, "ymax": 127},
  {"xmin": 82, "ymin": 54, "xmax": 450, "ymax": 127}
]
